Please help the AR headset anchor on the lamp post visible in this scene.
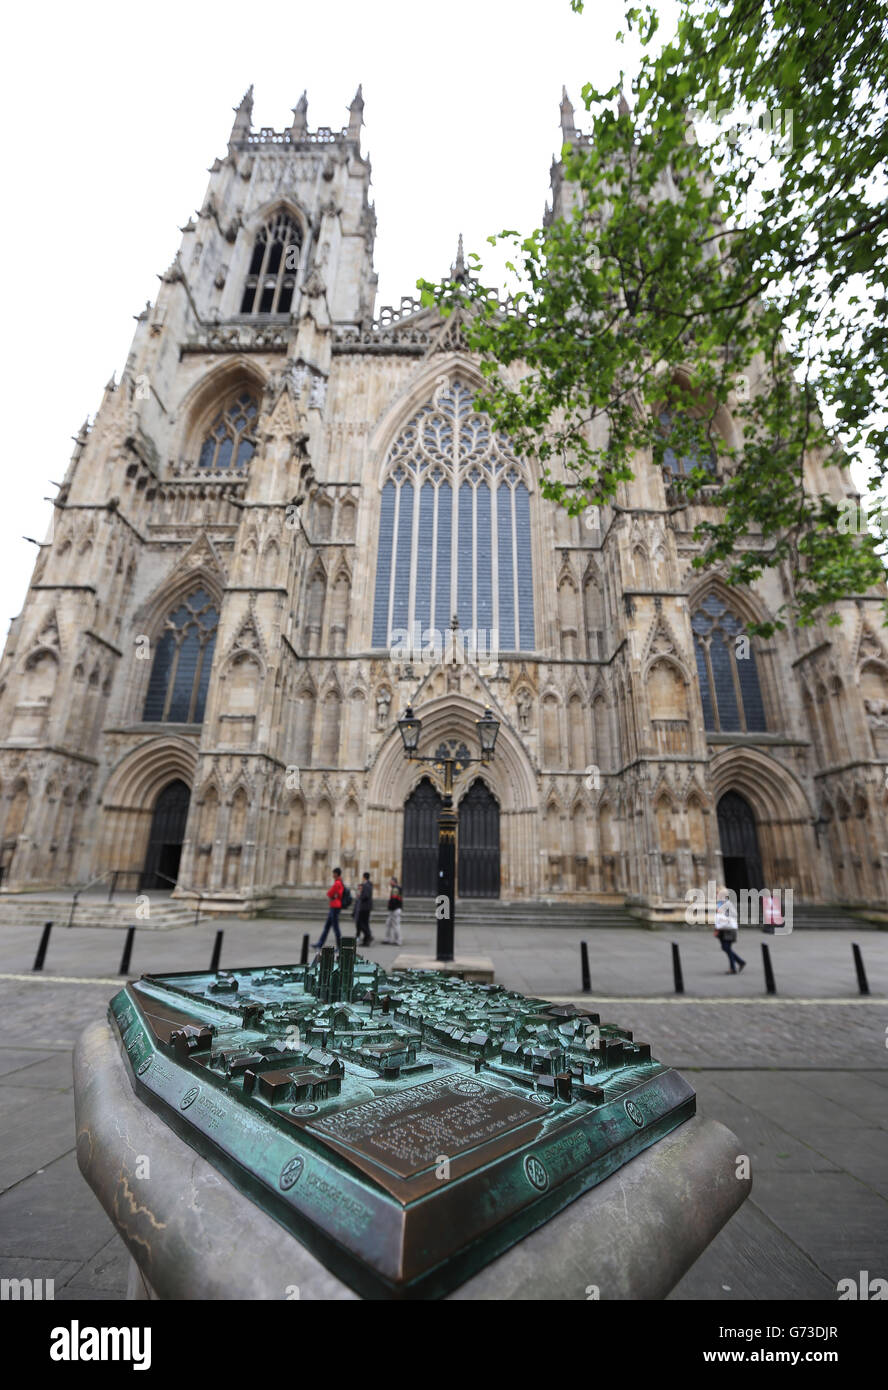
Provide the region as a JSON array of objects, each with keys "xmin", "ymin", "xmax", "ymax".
[{"xmin": 397, "ymin": 702, "xmax": 500, "ymax": 962}]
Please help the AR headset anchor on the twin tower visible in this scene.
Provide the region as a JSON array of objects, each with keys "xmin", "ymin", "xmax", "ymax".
[{"xmin": 0, "ymin": 88, "xmax": 885, "ymax": 917}]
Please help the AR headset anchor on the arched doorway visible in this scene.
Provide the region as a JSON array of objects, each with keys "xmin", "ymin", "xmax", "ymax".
[
  {"xmin": 141, "ymin": 780, "xmax": 191, "ymax": 890},
  {"xmin": 458, "ymin": 780, "xmax": 500, "ymax": 899},
  {"xmin": 717, "ymin": 790, "xmax": 764, "ymax": 893},
  {"xmin": 402, "ymin": 778, "xmax": 442, "ymax": 897}
]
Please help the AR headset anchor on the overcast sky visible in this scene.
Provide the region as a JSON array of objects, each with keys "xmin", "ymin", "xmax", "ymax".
[{"xmin": 2, "ymin": 0, "xmax": 676, "ymax": 633}]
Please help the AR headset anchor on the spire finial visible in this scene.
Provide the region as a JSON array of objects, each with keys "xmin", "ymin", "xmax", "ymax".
[
  {"xmin": 450, "ymin": 233, "xmax": 468, "ymax": 283},
  {"xmin": 229, "ymin": 85, "xmax": 254, "ymax": 152},
  {"xmin": 290, "ymin": 90, "xmax": 308, "ymax": 140},
  {"xmin": 348, "ymin": 84, "xmax": 364, "ymax": 140},
  {"xmin": 618, "ymin": 89, "xmax": 630, "ymax": 117},
  {"xmin": 560, "ymin": 86, "xmax": 577, "ymax": 141}
]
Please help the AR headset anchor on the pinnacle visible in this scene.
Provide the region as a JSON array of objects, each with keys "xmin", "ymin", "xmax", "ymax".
[{"xmin": 450, "ymin": 232, "xmax": 468, "ymax": 283}]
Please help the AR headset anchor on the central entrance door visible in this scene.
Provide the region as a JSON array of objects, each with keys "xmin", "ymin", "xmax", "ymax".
[
  {"xmin": 458, "ymin": 780, "xmax": 500, "ymax": 899},
  {"xmin": 141, "ymin": 779, "xmax": 191, "ymax": 890},
  {"xmin": 402, "ymin": 777, "xmax": 442, "ymax": 898},
  {"xmin": 717, "ymin": 790, "xmax": 764, "ymax": 894}
]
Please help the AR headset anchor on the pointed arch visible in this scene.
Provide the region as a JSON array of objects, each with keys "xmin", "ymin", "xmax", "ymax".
[
  {"xmin": 239, "ymin": 205, "xmax": 304, "ymax": 315},
  {"xmin": 180, "ymin": 357, "xmax": 267, "ymax": 467},
  {"xmin": 141, "ymin": 586, "xmax": 219, "ymax": 725},
  {"xmin": 368, "ymin": 367, "xmax": 535, "ymax": 654}
]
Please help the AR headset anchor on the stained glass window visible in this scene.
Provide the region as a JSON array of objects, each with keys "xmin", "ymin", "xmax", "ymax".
[
  {"xmin": 198, "ymin": 393, "xmax": 257, "ymax": 472},
  {"xmin": 240, "ymin": 210, "xmax": 301, "ymax": 315},
  {"xmin": 372, "ymin": 381, "xmax": 535, "ymax": 652},
  {"xmin": 691, "ymin": 594, "xmax": 766, "ymax": 733},
  {"xmin": 143, "ymin": 588, "xmax": 219, "ymax": 724},
  {"xmin": 659, "ymin": 410, "xmax": 717, "ymax": 480}
]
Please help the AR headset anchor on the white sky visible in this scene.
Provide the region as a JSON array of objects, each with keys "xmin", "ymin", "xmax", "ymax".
[{"xmin": 1, "ymin": 0, "xmax": 675, "ymax": 634}]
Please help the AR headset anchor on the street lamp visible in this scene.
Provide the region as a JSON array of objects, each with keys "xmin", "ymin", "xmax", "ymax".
[{"xmin": 397, "ymin": 702, "xmax": 500, "ymax": 963}]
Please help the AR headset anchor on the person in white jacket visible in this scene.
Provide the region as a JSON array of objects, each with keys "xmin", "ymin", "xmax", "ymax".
[{"xmin": 714, "ymin": 886, "xmax": 746, "ymax": 974}]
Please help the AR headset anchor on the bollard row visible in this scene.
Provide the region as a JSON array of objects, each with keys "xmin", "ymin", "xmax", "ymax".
[{"xmin": 29, "ymin": 921, "xmax": 229, "ymax": 975}]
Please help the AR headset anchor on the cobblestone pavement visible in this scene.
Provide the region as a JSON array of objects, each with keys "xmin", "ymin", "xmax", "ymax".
[{"xmin": 0, "ymin": 916, "xmax": 885, "ymax": 1301}]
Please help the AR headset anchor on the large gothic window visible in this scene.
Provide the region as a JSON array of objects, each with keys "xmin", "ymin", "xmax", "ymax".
[
  {"xmin": 143, "ymin": 588, "xmax": 219, "ymax": 724},
  {"xmin": 198, "ymin": 392, "xmax": 258, "ymax": 472},
  {"xmin": 692, "ymin": 594, "xmax": 767, "ymax": 733},
  {"xmin": 371, "ymin": 381, "xmax": 536, "ymax": 651},
  {"xmin": 658, "ymin": 410, "xmax": 717, "ymax": 481},
  {"xmin": 239, "ymin": 211, "xmax": 301, "ymax": 315}
]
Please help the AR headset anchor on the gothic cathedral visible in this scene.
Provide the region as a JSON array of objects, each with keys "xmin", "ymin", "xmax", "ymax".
[{"xmin": 1, "ymin": 88, "xmax": 887, "ymax": 916}]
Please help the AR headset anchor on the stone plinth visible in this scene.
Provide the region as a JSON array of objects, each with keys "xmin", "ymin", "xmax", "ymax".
[
  {"xmin": 75, "ymin": 1019, "xmax": 750, "ymax": 1301},
  {"xmin": 391, "ymin": 952, "xmax": 496, "ymax": 983}
]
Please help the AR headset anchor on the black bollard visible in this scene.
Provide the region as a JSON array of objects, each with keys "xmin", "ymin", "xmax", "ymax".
[
  {"xmin": 671, "ymin": 941, "xmax": 685, "ymax": 995},
  {"xmin": 32, "ymin": 921, "xmax": 53, "ymax": 972},
  {"xmin": 300, "ymin": 933, "xmax": 309, "ymax": 965},
  {"xmin": 209, "ymin": 929, "xmax": 224, "ymax": 973},
  {"xmin": 580, "ymin": 940, "xmax": 591, "ymax": 994},
  {"xmin": 118, "ymin": 926, "xmax": 136, "ymax": 976},
  {"xmin": 852, "ymin": 943, "xmax": 870, "ymax": 996},
  {"xmin": 761, "ymin": 942, "xmax": 777, "ymax": 995}
]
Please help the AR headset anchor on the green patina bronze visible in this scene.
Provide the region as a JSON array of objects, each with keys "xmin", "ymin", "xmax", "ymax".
[{"xmin": 109, "ymin": 940, "xmax": 695, "ymax": 1299}]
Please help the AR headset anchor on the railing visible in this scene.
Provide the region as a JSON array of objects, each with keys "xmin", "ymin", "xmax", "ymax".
[
  {"xmin": 149, "ymin": 870, "xmax": 207, "ymax": 928},
  {"xmin": 65, "ymin": 868, "xmax": 205, "ymax": 928}
]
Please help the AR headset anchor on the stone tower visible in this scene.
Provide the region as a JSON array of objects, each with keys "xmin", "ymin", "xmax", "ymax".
[{"xmin": 1, "ymin": 88, "xmax": 886, "ymax": 917}]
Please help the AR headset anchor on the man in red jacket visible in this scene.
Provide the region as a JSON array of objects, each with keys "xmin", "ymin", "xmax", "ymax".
[{"xmin": 313, "ymin": 867, "xmax": 344, "ymax": 950}]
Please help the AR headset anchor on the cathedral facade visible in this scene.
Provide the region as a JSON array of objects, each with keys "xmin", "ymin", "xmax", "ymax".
[{"xmin": 1, "ymin": 88, "xmax": 887, "ymax": 916}]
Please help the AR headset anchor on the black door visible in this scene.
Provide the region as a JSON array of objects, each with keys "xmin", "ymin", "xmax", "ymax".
[
  {"xmin": 141, "ymin": 780, "xmax": 191, "ymax": 890},
  {"xmin": 717, "ymin": 791, "xmax": 764, "ymax": 893},
  {"xmin": 402, "ymin": 778, "xmax": 442, "ymax": 898},
  {"xmin": 458, "ymin": 780, "xmax": 500, "ymax": 899}
]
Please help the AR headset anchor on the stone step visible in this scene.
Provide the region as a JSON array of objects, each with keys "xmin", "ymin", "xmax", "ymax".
[{"xmin": 0, "ymin": 897, "xmax": 198, "ymax": 931}]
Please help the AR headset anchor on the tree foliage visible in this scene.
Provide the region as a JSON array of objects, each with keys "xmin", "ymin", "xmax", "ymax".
[{"xmin": 420, "ymin": 0, "xmax": 888, "ymax": 634}]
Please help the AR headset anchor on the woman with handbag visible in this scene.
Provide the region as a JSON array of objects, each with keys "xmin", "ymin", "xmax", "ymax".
[{"xmin": 714, "ymin": 885, "xmax": 746, "ymax": 974}]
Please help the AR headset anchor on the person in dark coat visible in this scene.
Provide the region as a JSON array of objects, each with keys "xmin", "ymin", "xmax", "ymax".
[{"xmin": 353, "ymin": 872, "xmax": 373, "ymax": 945}]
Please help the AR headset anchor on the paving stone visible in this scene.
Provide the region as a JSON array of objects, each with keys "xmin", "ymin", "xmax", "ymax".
[
  {"xmin": 61, "ymin": 1234, "xmax": 130, "ymax": 1296},
  {"xmin": 0, "ymin": 1151, "xmax": 118, "ymax": 1261},
  {"xmin": 749, "ymin": 1171, "xmax": 888, "ymax": 1283},
  {"xmin": 796, "ymin": 1128, "xmax": 888, "ymax": 1200},
  {"xmin": 688, "ymin": 1073, "xmax": 842, "ymax": 1174},
  {"xmin": 0, "ymin": 1049, "xmax": 57, "ymax": 1080},
  {"xmin": 668, "ymin": 1198, "xmax": 836, "ymax": 1301},
  {"xmin": 788, "ymin": 1071, "xmax": 888, "ymax": 1126},
  {"xmin": 0, "ymin": 1055, "xmax": 74, "ymax": 1090}
]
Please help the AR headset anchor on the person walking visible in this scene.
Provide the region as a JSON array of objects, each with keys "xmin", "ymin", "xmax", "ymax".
[
  {"xmin": 714, "ymin": 885, "xmax": 746, "ymax": 974},
  {"xmin": 384, "ymin": 876, "xmax": 403, "ymax": 945},
  {"xmin": 353, "ymin": 872, "xmax": 373, "ymax": 945},
  {"xmin": 313, "ymin": 867, "xmax": 344, "ymax": 950}
]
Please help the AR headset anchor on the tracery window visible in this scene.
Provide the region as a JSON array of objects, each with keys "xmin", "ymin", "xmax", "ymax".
[
  {"xmin": 371, "ymin": 381, "xmax": 535, "ymax": 651},
  {"xmin": 143, "ymin": 588, "xmax": 219, "ymax": 724},
  {"xmin": 658, "ymin": 410, "xmax": 717, "ymax": 481},
  {"xmin": 198, "ymin": 393, "xmax": 258, "ymax": 472},
  {"xmin": 239, "ymin": 211, "xmax": 301, "ymax": 315},
  {"xmin": 692, "ymin": 594, "xmax": 766, "ymax": 733}
]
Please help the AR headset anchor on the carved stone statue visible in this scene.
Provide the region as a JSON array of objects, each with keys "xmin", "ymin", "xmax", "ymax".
[
  {"xmin": 517, "ymin": 688, "xmax": 532, "ymax": 732},
  {"xmin": 376, "ymin": 687, "xmax": 391, "ymax": 729}
]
